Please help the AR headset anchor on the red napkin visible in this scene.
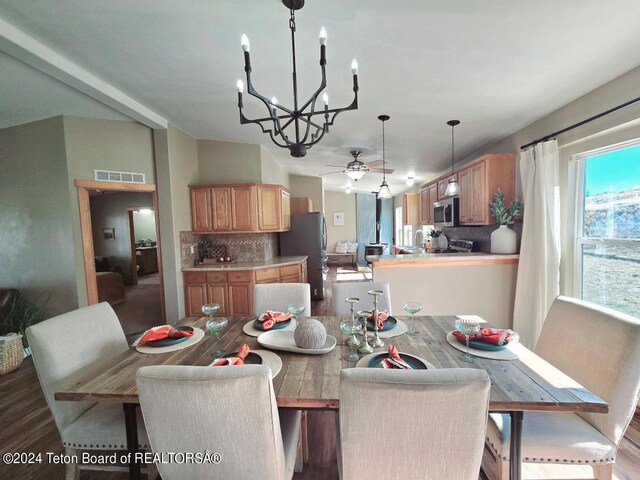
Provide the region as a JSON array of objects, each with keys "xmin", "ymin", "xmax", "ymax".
[
  {"xmin": 133, "ymin": 325, "xmax": 193, "ymax": 346},
  {"xmin": 212, "ymin": 344, "xmax": 251, "ymax": 366},
  {"xmin": 368, "ymin": 310, "xmax": 389, "ymax": 330},
  {"xmin": 452, "ymin": 327, "xmax": 514, "ymax": 346},
  {"xmin": 258, "ymin": 311, "xmax": 292, "ymax": 330},
  {"xmin": 381, "ymin": 345, "xmax": 413, "ymax": 369}
]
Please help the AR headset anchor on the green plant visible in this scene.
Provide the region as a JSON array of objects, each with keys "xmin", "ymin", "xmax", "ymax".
[
  {"xmin": 428, "ymin": 229, "xmax": 442, "ymax": 238},
  {"xmin": 490, "ymin": 189, "xmax": 524, "ymax": 225},
  {"xmin": 197, "ymin": 238, "xmax": 214, "ymax": 260},
  {"xmin": 0, "ymin": 291, "xmax": 50, "ymax": 348}
]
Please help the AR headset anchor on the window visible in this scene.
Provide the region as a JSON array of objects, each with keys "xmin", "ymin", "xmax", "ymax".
[{"xmin": 575, "ymin": 142, "xmax": 640, "ymax": 316}]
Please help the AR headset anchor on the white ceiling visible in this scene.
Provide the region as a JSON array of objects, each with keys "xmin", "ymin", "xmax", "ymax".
[{"xmin": 1, "ymin": 0, "xmax": 640, "ymax": 193}]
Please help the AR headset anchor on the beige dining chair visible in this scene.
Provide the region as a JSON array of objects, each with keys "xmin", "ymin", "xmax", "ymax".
[
  {"xmin": 331, "ymin": 281, "xmax": 392, "ymax": 316},
  {"xmin": 26, "ymin": 302, "xmax": 152, "ymax": 480},
  {"xmin": 485, "ymin": 296, "xmax": 640, "ymax": 480},
  {"xmin": 137, "ymin": 364, "xmax": 302, "ymax": 480},
  {"xmin": 253, "ymin": 283, "xmax": 311, "ymax": 317},
  {"xmin": 339, "ymin": 368, "xmax": 491, "ymax": 480}
]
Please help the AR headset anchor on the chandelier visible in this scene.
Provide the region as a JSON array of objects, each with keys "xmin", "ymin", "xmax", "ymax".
[{"xmin": 236, "ymin": 0, "xmax": 359, "ymax": 158}]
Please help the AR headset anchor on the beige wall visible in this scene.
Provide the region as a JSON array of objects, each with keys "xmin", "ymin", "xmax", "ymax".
[
  {"xmin": 0, "ymin": 117, "xmax": 78, "ymax": 314},
  {"xmin": 290, "ymin": 174, "xmax": 324, "ymax": 213},
  {"xmin": 260, "ymin": 146, "xmax": 290, "ymax": 188},
  {"xmin": 133, "ymin": 210, "xmax": 157, "ymax": 242},
  {"xmin": 324, "ymin": 191, "xmax": 357, "ymax": 252},
  {"xmin": 155, "ymin": 124, "xmax": 199, "ymax": 320},
  {"xmin": 197, "ymin": 139, "xmax": 262, "ymax": 184}
]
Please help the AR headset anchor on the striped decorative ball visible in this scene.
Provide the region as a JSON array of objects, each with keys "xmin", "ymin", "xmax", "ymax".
[{"xmin": 294, "ymin": 319, "xmax": 327, "ymax": 349}]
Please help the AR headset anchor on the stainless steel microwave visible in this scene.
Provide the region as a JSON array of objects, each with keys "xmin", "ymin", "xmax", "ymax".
[{"xmin": 433, "ymin": 197, "xmax": 459, "ymax": 227}]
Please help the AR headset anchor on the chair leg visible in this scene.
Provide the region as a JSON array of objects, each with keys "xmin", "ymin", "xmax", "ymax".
[
  {"xmin": 301, "ymin": 411, "xmax": 309, "ymax": 463},
  {"xmin": 495, "ymin": 457, "xmax": 509, "ymax": 480},
  {"xmin": 593, "ymin": 463, "xmax": 613, "ymax": 480},
  {"xmin": 65, "ymin": 448, "xmax": 80, "ymax": 480}
]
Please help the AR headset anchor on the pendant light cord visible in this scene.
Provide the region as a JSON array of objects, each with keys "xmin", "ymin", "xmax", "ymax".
[
  {"xmin": 382, "ymin": 120, "xmax": 386, "ymax": 182},
  {"xmin": 451, "ymin": 123, "xmax": 454, "ymax": 175}
]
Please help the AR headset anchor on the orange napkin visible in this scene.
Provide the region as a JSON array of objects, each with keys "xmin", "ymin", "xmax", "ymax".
[
  {"xmin": 381, "ymin": 345, "xmax": 413, "ymax": 369},
  {"xmin": 368, "ymin": 310, "xmax": 389, "ymax": 330},
  {"xmin": 212, "ymin": 344, "xmax": 251, "ymax": 366},
  {"xmin": 452, "ymin": 327, "xmax": 514, "ymax": 346},
  {"xmin": 258, "ymin": 311, "xmax": 292, "ymax": 330},
  {"xmin": 133, "ymin": 325, "xmax": 193, "ymax": 346}
]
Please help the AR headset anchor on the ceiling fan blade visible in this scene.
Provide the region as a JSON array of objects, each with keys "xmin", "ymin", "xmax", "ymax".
[
  {"xmin": 368, "ymin": 168, "xmax": 395, "ymax": 174},
  {"xmin": 325, "ymin": 164, "xmax": 348, "ymax": 168},
  {"xmin": 319, "ymin": 170, "xmax": 345, "ymax": 176},
  {"xmin": 364, "ymin": 159, "xmax": 384, "ymax": 168}
]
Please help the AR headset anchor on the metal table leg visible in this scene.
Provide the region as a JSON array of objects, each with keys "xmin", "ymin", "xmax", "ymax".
[
  {"xmin": 509, "ymin": 411, "xmax": 523, "ymax": 480},
  {"xmin": 123, "ymin": 403, "xmax": 141, "ymax": 480}
]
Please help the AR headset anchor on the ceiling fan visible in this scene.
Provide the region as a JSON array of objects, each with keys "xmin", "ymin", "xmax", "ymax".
[{"xmin": 320, "ymin": 150, "xmax": 395, "ymax": 181}]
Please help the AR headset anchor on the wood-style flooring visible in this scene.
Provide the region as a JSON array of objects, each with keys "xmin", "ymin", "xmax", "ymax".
[{"xmin": 1, "ymin": 265, "xmax": 638, "ymax": 479}]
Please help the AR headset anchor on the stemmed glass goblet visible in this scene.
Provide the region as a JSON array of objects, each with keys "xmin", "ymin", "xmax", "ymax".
[
  {"xmin": 287, "ymin": 304, "xmax": 306, "ymax": 321},
  {"xmin": 344, "ymin": 297, "xmax": 361, "ymax": 347},
  {"xmin": 454, "ymin": 318, "xmax": 481, "ymax": 363},
  {"xmin": 206, "ymin": 317, "xmax": 228, "ymax": 358},
  {"xmin": 202, "ymin": 303, "xmax": 220, "ymax": 318},
  {"xmin": 340, "ymin": 319, "xmax": 361, "ymax": 362},
  {"xmin": 403, "ymin": 302, "xmax": 422, "ymax": 336}
]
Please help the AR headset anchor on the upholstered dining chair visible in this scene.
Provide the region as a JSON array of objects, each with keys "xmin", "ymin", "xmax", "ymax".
[
  {"xmin": 137, "ymin": 364, "xmax": 302, "ymax": 480},
  {"xmin": 26, "ymin": 302, "xmax": 152, "ymax": 480},
  {"xmin": 485, "ymin": 296, "xmax": 640, "ymax": 480},
  {"xmin": 339, "ymin": 368, "xmax": 491, "ymax": 480},
  {"xmin": 253, "ymin": 283, "xmax": 311, "ymax": 318},
  {"xmin": 331, "ymin": 281, "xmax": 392, "ymax": 316}
]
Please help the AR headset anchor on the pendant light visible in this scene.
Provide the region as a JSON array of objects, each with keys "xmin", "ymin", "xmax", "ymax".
[
  {"xmin": 377, "ymin": 115, "xmax": 392, "ymax": 199},
  {"xmin": 444, "ymin": 119, "xmax": 461, "ymax": 197}
]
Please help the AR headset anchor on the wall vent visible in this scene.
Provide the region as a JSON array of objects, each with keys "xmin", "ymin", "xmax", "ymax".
[{"xmin": 94, "ymin": 169, "xmax": 146, "ymax": 184}]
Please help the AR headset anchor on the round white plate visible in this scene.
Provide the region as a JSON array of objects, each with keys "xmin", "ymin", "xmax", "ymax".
[
  {"xmin": 445, "ymin": 331, "xmax": 521, "ymax": 360},
  {"xmin": 257, "ymin": 330, "xmax": 336, "ymax": 355},
  {"xmin": 135, "ymin": 328, "xmax": 205, "ymax": 354},
  {"xmin": 242, "ymin": 318, "xmax": 297, "ymax": 337}
]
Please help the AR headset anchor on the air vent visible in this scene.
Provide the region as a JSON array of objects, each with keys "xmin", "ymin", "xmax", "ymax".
[{"xmin": 93, "ymin": 169, "xmax": 146, "ymax": 184}]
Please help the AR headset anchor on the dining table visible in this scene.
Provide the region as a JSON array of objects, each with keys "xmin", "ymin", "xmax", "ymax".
[{"xmin": 55, "ymin": 315, "xmax": 608, "ymax": 480}]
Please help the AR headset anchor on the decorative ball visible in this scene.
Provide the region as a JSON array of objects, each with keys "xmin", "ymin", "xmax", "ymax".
[{"xmin": 294, "ymin": 319, "xmax": 327, "ymax": 349}]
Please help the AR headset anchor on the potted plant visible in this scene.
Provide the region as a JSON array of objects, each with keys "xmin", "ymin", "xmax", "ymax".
[
  {"xmin": 428, "ymin": 229, "xmax": 447, "ymax": 251},
  {"xmin": 489, "ymin": 189, "xmax": 524, "ymax": 254},
  {"xmin": 0, "ymin": 290, "xmax": 49, "ymax": 363},
  {"xmin": 197, "ymin": 238, "xmax": 214, "ymax": 263}
]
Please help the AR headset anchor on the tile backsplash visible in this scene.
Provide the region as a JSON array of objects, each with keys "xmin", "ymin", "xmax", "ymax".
[
  {"xmin": 180, "ymin": 232, "xmax": 278, "ymax": 268},
  {"xmin": 441, "ymin": 222, "xmax": 523, "ymax": 253}
]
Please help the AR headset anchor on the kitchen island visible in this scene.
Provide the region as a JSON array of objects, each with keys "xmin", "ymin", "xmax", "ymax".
[{"xmin": 369, "ymin": 253, "xmax": 519, "ymax": 328}]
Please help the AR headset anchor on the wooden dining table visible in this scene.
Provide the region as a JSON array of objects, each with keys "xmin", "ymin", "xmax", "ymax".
[{"xmin": 55, "ymin": 315, "xmax": 608, "ymax": 480}]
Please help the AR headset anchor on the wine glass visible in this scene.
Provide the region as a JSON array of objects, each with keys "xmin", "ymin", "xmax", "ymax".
[
  {"xmin": 206, "ymin": 317, "xmax": 229, "ymax": 358},
  {"xmin": 340, "ymin": 319, "xmax": 361, "ymax": 362},
  {"xmin": 287, "ymin": 304, "xmax": 306, "ymax": 320},
  {"xmin": 454, "ymin": 318, "xmax": 480, "ymax": 363},
  {"xmin": 403, "ymin": 302, "xmax": 422, "ymax": 336},
  {"xmin": 202, "ymin": 303, "xmax": 220, "ymax": 318}
]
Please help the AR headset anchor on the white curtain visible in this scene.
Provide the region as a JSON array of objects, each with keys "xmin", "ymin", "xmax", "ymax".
[{"xmin": 513, "ymin": 140, "xmax": 561, "ymax": 348}]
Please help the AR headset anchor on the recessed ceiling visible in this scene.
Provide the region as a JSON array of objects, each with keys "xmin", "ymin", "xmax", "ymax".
[{"xmin": 1, "ymin": 0, "xmax": 640, "ymax": 193}]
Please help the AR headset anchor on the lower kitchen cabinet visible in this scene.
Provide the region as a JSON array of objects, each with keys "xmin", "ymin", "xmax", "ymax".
[{"xmin": 185, "ymin": 284, "xmax": 207, "ymax": 317}]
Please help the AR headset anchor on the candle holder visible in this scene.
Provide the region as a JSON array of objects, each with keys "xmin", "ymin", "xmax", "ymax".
[
  {"xmin": 345, "ymin": 297, "xmax": 361, "ymax": 347},
  {"xmin": 356, "ymin": 310, "xmax": 374, "ymax": 354},
  {"xmin": 368, "ymin": 290, "xmax": 385, "ymax": 348}
]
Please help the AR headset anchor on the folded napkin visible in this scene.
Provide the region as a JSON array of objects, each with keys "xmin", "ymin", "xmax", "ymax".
[
  {"xmin": 368, "ymin": 310, "xmax": 389, "ymax": 330},
  {"xmin": 381, "ymin": 345, "xmax": 413, "ymax": 369},
  {"xmin": 452, "ymin": 327, "xmax": 515, "ymax": 346},
  {"xmin": 133, "ymin": 325, "xmax": 194, "ymax": 346},
  {"xmin": 258, "ymin": 311, "xmax": 292, "ymax": 330},
  {"xmin": 212, "ymin": 344, "xmax": 251, "ymax": 366}
]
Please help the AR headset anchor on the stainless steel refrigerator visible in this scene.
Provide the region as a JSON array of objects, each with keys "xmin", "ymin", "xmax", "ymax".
[{"xmin": 279, "ymin": 212, "xmax": 327, "ymax": 299}]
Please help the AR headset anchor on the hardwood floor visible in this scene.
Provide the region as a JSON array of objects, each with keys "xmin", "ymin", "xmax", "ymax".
[{"xmin": 1, "ymin": 265, "xmax": 638, "ymax": 480}]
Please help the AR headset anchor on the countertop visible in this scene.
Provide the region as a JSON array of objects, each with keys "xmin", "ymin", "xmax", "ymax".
[
  {"xmin": 183, "ymin": 255, "xmax": 307, "ymax": 272},
  {"xmin": 368, "ymin": 252, "xmax": 519, "ymax": 267}
]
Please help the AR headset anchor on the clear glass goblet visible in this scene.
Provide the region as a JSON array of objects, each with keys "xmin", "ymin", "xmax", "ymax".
[
  {"xmin": 206, "ymin": 317, "xmax": 228, "ymax": 358},
  {"xmin": 340, "ymin": 319, "xmax": 361, "ymax": 362},
  {"xmin": 454, "ymin": 318, "xmax": 480, "ymax": 363},
  {"xmin": 202, "ymin": 303, "xmax": 220, "ymax": 318},
  {"xmin": 287, "ymin": 304, "xmax": 306, "ymax": 320},
  {"xmin": 402, "ymin": 302, "xmax": 422, "ymax": 336}
]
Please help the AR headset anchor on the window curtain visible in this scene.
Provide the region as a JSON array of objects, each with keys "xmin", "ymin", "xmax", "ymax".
[{"xmin": 513, "ymin": 140, "xmax": 561, "ymax": 348}]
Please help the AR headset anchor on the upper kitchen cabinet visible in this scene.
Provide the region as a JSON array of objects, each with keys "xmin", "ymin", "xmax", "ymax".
[
  {"xmin": 290, "ymin": 196, "xmax": 313, "ymax": 214},
  {"xmin": 419, "ymin": 183, "xmax": 437, "ymax": 225},
  {"xmin": 189, "ymin": 183, "xmax": 291, "ymax": 233},
  {"xmin": 457, "ymin": 154, "xmax": 516, "ymax": 225},
  {"xmin": 402, "ymin": 193, "xmax": 420, "ymax": 225}
]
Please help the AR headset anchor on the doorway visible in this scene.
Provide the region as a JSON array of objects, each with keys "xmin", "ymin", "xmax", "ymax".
[{"xmin": 76, "ymin": 180, "xmax": 165, "ymax": 335}]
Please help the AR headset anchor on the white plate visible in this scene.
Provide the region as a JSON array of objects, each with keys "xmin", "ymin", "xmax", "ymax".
[{"xmin": 257, "ymin": 330, "xmax": 336, "ymax": 355}]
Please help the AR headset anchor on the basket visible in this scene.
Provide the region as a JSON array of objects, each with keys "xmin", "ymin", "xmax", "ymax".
[{"xmin": 0, "ymin": 333, "xmax": 24, "ymax": 375}]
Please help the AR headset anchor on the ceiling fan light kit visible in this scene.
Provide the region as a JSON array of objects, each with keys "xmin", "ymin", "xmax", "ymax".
[
  {"xmin": 377, "ymin": 115, "xmax": 392, "ymax": 199},
  {"xmin": 236, "ymin": 0, "xmax": 359, "ymax": 158},
  {"xmin": 444, "ymin": 119, "xmax": 462, "ymax": 197}
]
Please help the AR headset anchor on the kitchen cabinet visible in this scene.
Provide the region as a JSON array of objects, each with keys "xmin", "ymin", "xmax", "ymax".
[
  {"xmin": 419, "ymin": 183, "xmax": 437, "ymax": 225},
  {"xmin": 189, "ymin": 183, "xmax": 290, "ymax": 233},
  {"xmin": 136, "ymin": 247, "xmax": 158, "ymax": 275},
  {"xmin": 402, "ymin": 193, "xmax": 420, "ymax": 225},
  {"xmin": 290, "ymin": 197, "xmax": 313, "ymax": 214},
  {"xmin": 458, "ymin": 154, "xmax": 515, "ymax": 225}
]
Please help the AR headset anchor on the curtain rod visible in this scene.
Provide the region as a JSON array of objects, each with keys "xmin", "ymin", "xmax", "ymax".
[{"xmin": 520, "ymin": 95, "xmax": 640, "ymax": 150}]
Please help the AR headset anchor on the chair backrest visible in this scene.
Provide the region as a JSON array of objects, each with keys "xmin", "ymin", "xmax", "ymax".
[
  {"xmin": 253, "ymin": 283, "xmax": 311, "ymax": 317},
  {"xmin": 331, "ymin": 281, "xmax": 392, "ymax": 316},
  {"xmin": 137, "ymin": 364, "xmax": 287, "ymax": 480},
  {"xmin": 535, "ymin": 295, "xmax": 640, "ymax": 446},
  {"xmin": 339, "ymin": 368, "xmax": 490, "ymax": 480},
  {"xmin": 25, "ymin": 302, "xmax": 128, "ymax": 434}
]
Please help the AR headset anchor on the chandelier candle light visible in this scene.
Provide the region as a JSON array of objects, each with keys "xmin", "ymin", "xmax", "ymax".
[
  {"xmin": 444, "ymin": 120, "xmax": 462, "ymax": 197},
  {"xmin": 236, "ymin": 0, "xmax": 359, "ymax": 158}
]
